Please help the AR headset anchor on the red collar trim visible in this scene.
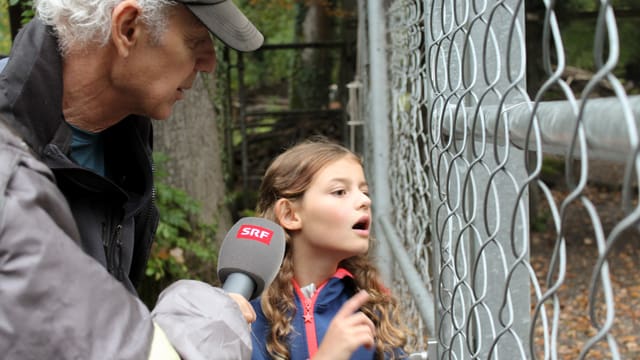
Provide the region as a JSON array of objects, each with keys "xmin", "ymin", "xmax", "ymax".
[
  {"xmin": 292, "ymin": 267, "xmax": 354, "ymax": 289},
  {"xmin": 334, "ymin": 267, "xmax": 354, "ymax": 279}
]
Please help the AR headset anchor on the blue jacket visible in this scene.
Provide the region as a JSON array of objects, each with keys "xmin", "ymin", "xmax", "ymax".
[{"xmin": 251, "ymin": 268, "xmax": 377, "ymax": 359}]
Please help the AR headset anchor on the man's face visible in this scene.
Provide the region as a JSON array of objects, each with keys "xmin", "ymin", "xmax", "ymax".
[{"xmin": 113, "ymin": 5, "xmax": 216, "ymax": 120}]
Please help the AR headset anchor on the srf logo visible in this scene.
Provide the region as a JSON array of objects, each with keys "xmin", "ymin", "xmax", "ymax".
[{"xmin": 237, "ymin": 225, "xmax": 273, "ymax": 245}]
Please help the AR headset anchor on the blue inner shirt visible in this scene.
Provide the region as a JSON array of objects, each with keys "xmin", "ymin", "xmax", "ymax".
[{"xmin": 69, "ymin": 124, "xmax": 105, "ymax": 176}]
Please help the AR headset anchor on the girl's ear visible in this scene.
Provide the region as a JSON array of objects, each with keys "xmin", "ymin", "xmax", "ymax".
[{"xmin": 274, "ymin": 198, "xmax": 302, "ymax": 231}]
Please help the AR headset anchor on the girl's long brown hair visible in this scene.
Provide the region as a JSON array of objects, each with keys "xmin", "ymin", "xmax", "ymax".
[{"xmin": 256, "ymin": 138, "xmax": 408, "ymax": 359}]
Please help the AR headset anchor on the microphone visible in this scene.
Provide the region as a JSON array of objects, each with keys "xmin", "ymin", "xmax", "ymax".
[{"xmin": 217, "ymin": 217, "xmax": 286, "ymax": 300}]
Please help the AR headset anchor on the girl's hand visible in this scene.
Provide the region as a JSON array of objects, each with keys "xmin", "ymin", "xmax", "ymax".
[
  {"xmin": 227, "ymin": 292, "xmax": 257, "ymax": 323},
  {"xmin": 313, "ymin": 290, "xmax": 375, "ymax": 360}
]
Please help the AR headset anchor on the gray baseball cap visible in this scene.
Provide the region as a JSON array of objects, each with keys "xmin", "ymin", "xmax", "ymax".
[{"xmin": 178, "ymin": 0, "xmax": 264, "ymax": 52}]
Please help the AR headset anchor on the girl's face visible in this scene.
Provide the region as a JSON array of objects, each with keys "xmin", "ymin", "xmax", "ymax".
[{"xmin": 292, "ymin": 156, "xmax": 372, "ymax": 262}]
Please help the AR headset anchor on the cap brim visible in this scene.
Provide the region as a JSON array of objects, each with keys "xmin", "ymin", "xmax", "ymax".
[{"xmin": 185, "ymin": 1, "xmax": 264, "ymax": 52}]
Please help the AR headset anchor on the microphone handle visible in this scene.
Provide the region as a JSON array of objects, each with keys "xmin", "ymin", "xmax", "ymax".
[{"xmin": 222, "ymin": 272, "xmax": 256, "ymax": 300}]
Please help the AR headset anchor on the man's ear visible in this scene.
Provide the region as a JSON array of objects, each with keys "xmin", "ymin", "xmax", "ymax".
[
  {"xmin": 111, "ymin": 0, "xmax": 143, "ymax": 57},
  {"xmin": 274, "ymin": 199, "xmax": 302, "ymax": 231}
]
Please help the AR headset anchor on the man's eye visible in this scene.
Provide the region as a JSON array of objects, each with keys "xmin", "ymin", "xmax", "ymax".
[{"xmin": 186, "ymin": 37, "xmax": 205, "ymax": 50}]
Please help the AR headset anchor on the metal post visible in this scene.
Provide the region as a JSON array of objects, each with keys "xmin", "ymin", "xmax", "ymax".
[
  {"xmin": 366, "ymin": 0, "xmax": 394, "ymax": 284},
  {"xmin": 237, "ymin": 51, "xmax": 249, "ymax": 210}
]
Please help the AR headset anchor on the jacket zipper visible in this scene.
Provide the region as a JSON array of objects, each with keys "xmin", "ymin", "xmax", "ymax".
[
  {"xmin": 303, "ymin": 297, "xmax": 317, "ymax": 356},
  {"xmin": 114, "ymin": 224, "xmax": 123, "ymax": 280},
  {"xmin": 102, "ymin": 222, "xmax": 110, "ymax": 273},
  {"xmin": 109, "ymin": 224, "xmax": 122, "ymax": 279},
  {"xmin": 294, "ymin": 281, "xmax": 328, "ymax": 358}
]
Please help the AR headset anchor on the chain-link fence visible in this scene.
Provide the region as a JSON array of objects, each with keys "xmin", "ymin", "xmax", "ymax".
[{"xmin": 353, "ymin": 1, "xmax": 640, "ymax": 359}]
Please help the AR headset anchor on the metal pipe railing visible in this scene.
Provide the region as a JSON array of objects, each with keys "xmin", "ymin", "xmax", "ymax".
[
  {"xmin": 441, "ymin": 95, "xmax": 640, "ymax": 162},
  {"xmin": 378, "ymin": 216, "xmax": 436, "ymax": 335}
]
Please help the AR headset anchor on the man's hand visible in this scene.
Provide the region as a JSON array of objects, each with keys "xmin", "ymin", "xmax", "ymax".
[
  {"xmin": 227, "ymin": 292, "xmax": 257, "ymax": 323},
  {"xmin": 313, "ymin": 290, "xmax": 376, "ymax": 360}
]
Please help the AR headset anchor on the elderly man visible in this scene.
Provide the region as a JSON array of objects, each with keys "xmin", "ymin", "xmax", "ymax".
[{"xmin": 0, "ymin": 0, "xmax": 262, "ymax": 359}]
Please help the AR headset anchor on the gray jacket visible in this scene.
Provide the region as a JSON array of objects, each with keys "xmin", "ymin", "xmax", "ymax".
[
  {"xmin": 0, "ymin": 121, "xmax": 154, "ymax": 358},
  {"xmin": 0, "ymin": 125, "xmax": 253, "ymax": 359}
]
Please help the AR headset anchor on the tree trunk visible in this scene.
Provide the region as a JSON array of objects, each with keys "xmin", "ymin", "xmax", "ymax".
[
  {"xmin": 153, "ymin": 73, "xmax": 231, "ymax": 245},
  {"xmin": 290, "ymin": 1, "xmax": 335, "ymax": 109}
]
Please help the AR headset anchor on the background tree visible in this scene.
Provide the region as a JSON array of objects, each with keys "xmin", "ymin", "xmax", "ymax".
[
  {"xmin": 289, "ymin": 0, "xmax": 336, "ymax": 109},
  {"xmin": 153, "ymin": 71, "xmax": 232, "ymax": 245}
]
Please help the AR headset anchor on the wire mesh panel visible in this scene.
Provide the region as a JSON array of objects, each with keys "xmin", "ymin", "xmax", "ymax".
[
  {"xmin": 373, "ymin": 0, "xmax": 640, "ymax": 359},
  {"xmin": 386, "ymin": 0, "xmax": 434, "ymax": 353}
]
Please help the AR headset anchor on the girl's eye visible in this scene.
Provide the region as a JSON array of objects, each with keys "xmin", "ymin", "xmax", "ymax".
[{"xmin": 332, "ymin": 189, "xmax": 346, "ymax": 196}]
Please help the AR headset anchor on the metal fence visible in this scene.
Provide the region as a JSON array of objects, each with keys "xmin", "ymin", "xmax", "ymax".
[{"xmin": 352, "ymin": 1, "xmax": 640, "ymax": 359}]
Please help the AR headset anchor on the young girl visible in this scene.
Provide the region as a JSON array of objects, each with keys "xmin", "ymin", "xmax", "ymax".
[{"xmin": 250, "ymin": 138, "xmax": 407, "ymax": 359}]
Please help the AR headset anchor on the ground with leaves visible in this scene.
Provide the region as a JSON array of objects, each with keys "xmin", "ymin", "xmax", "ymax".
[{"xmin": 530, "ymin": 163, "xmax": 640, "ymax": 359}]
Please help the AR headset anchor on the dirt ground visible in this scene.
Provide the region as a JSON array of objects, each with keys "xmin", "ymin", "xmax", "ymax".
[{"xmin": 530, "ymin": 160, "xmax": 640, "ymax": 359}]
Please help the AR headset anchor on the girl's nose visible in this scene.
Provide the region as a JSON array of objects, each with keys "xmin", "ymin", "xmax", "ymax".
[{"xmin": 358, "ymin": 191, "xmax": 371, "ymax": 209}]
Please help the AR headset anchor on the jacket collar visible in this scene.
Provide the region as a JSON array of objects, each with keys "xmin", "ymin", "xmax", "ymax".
[
  {"xmin": 292, "ymin": 267, "xmax": 355, "ymax": 300},
  {"xmin": 0, "ymin": 18, "xmax": 64, "ymax": 155}
]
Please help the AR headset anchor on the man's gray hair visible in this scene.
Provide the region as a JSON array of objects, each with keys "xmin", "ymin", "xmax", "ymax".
[{"xmin": 34, "ymin": 0, "xmax": 178, "ymax": 54}]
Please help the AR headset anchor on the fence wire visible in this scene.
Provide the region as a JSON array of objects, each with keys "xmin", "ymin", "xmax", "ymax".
[{"xmin": 356, "ymin": 0, "xmax": 640, "ymax": 359}]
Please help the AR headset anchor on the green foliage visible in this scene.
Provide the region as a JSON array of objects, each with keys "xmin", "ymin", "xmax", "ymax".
[
  {"xmin": 561, "ymin": 17, "xmax": 640, "ymax": 77},
  {"xmin": 0, "ymin": 2, "xmax": 11, "ymax": 54},
  {"xmin": 531, "ymin": 207, "xmax": 550, "ymax": 233},
  {"xmin": 8, "ymin": 0, "xmax": 33, "ymax": 24},
  {"xmin": 556, "ymin": 0, "xmax": 640, "ymax": 75},
  {"xmin": 145, "ymin": 152, "xmax": 219, "ymax": 283},
  {"xmin": 0, "ymin": 0, "xmax": 35, "ymax": 54},
  {"xmin": 565, "ymin": 0, "xmax": 638, "ymax": 12},
  {"xmin": 240, "ymin": 0, "xmax": 296, "ymax": 43},
  {"xmin": 225, "ymin": 0, "xmax": 297, "ymax": 91},
  {"xmin": 541, "ymin": 155, "xmax": 565, "ymax": 180}
]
